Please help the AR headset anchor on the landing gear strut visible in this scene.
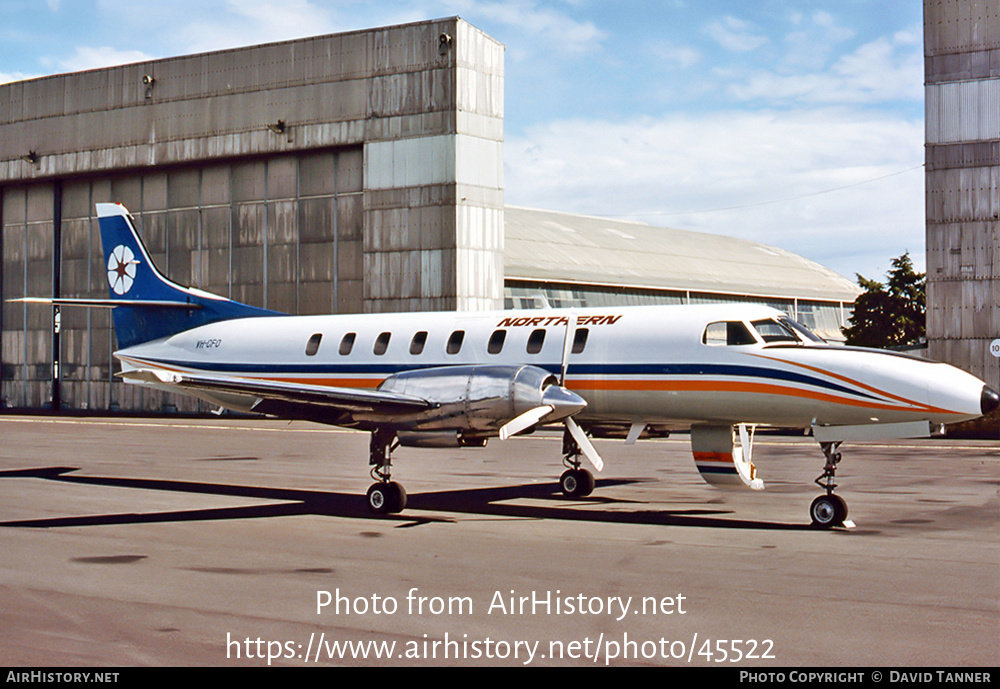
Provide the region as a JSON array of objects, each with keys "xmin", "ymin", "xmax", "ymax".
[
  {"xmin": 810, "ymin": 441, "xmax": 848, "ymax": 528},
  {"xmin": 367, "ymin": 428, "xmax": 406, "ymax": 514},
  {"xmin": 559, "ymin": 427, "xmax": 595, "ymax": 498}
]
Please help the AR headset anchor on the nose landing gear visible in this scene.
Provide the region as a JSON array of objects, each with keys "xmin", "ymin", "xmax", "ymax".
[{"xmin": 811, "ymin": 441, "xmax": 848, "ymax": 528}]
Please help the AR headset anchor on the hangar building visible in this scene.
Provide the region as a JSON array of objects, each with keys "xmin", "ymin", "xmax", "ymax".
[
  {"xmin": 924, "ymin": 0, "xmax": 1000, "ymax": 397},
  {"xmin": 0, "ymin": 17, "xmax": 857, "ymax": 413},
  {"xmin": 503, "ymin": 206, "xmax": 856, "ymax": 339}
]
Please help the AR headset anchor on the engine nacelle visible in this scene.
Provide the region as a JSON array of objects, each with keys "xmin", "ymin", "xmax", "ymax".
[
  {"xmin": 376, "ymin": 365, "xmax": 569, "ymax": 434},
  {"xmin": 396, "ymin": 431, "xmax": 489, "ymax": 448}
]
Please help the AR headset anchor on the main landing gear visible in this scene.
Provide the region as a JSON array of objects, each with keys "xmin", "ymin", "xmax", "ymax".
[
  {"xmin": 810, "ymin": 441, "xmax": 849, "ymax": 528},
  {"xmin": 559, "ymin": 427, "xmax": 595, "ymax": 498},
  {"xmin": 363, "ymin": 425, "xmax": 599, "ymax": 515},
  {"xmin": 367, "ymin": 428, "xmax": 407, "ymax": 514}
]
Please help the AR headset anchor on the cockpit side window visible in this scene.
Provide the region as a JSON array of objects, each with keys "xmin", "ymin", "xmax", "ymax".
[
  {"xmin": 751, "ymin": 319, "xmax": 799, "ymax": 343},
  {"xmin": 703, "ymin": 321, "xmax": 757, "ymax": 346},
  {"xmin": 779, "ymin": 317, "xmax": 826, "ymax": 343}
]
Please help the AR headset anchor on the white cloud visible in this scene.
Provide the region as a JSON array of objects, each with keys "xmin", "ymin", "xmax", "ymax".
[
  {"xmin": 703, "ymin": 15, "xmax": 768, "ymax": 53},
  {"xmin": 0, "ymin": 71, "xmax": 41, "ymax": 85},
  {"xmin": 443, "ymin": 0, "xmax": 606, "ymax": 57},
  {"xmin": 729, "ymin": 31, "xmax": 923, "ymax": 104},
  {"xmin": 169, "ymin": 0, "xmax": 338, "ymax": 54},
  {"xmin": 504, "ymin": 109, "xmax": 925, "ymax": 279},
  {"xmin": 781, "ymin": 11, "xmax": 855, "ymax": 71},
  {"xmin": 653, "ymin": 41, "xmax": 700, "ymax": 69},
  {"xmin": 49, "ymin": 46, "xmax": 154, "ymax": 73},
  {"xmin": 224, "ymin": 0, "xmax": 337, "ymax": 42}
]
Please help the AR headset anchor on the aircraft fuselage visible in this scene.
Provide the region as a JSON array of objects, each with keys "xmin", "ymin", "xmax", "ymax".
[{"xmin": 116, "ymin": 302, "xmax": 989, "ymax": 433}]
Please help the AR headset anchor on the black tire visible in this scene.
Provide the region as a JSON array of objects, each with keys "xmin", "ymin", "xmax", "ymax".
[
  {"xmin": 389, "ymin": 481, "xmax": 408, "ymax": 512},
  {"xmin": 810, "ymin": 494, "xmax": 847, "ymax": 528},
  {"xmin": 560, "ymin": 469, "xmax": 595, "ymax": 498},
  {"xmin": 367, "ymin": 482, "xmax": 407, "ymax": 514}
]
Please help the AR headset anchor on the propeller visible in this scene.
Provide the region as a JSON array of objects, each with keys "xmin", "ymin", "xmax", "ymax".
[
  {"xmin": 497, "ymin": 311, "xmax": 604, "ymax": 472},
  {"xmin": 560, "ymin": 312, "xmax": 576, "ymax": 385},
  {"xmin": 557, "ymin": 311, "xmax": 603, "ymax": 471},
  {"xmin": 565, "ymin": 415, "xmax": 604, "ymax": 472},
  {"xmin": 499, "ymin": 405, "xmax": 553, "ymax": 440}
]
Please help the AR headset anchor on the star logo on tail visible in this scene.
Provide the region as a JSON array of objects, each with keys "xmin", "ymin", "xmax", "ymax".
[{"xmin": 107, "ymin": 245, "xmax": 139, "ymax": 295}]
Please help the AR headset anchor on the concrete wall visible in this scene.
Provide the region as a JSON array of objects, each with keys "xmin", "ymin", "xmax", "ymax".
[
  {"xmin": 924, "ymin": 0, "xmax": 1000, "ymax": 392},
  {"xmin": 0, "ymin": 18, "xmax": 505, "ymax": 411}
]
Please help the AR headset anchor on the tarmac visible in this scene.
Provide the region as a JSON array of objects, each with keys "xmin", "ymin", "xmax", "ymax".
[{"xmin": 1, "ymin": 415, "xmax": 997, "ymax": 667}]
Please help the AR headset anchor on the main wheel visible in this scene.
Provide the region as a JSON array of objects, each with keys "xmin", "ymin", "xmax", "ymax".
[
  {"xmin": 560, "ymin": 468, "xmax": 595, "ymax": 498},
  {"xmin": 810, "ymin": 494, "xmax": 848, "ymax": 528},
  {"xmin": 367, "ymin": 481, "xmax": 407, "ymax": 514}
]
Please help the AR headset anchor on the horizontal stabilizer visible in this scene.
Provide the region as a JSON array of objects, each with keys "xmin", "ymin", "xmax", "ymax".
[{"xmin": 10, "ymin": 297, "xmax": 202, "ymax": 309}]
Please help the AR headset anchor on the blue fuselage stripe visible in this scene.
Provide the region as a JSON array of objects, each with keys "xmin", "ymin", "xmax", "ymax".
[{"xmin": 135, "ymin": 358, "xmax": 879, "ymax": 401}]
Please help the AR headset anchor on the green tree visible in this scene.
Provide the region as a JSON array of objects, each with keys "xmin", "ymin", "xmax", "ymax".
[{"xmin": 842, "ymin": 253, "xmax": 925, "ymax": 348}]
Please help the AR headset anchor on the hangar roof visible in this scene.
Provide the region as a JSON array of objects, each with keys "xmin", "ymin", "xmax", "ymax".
[{"xmin": 504, "ymin": 206, "xmax": 860, "ymax": 303}]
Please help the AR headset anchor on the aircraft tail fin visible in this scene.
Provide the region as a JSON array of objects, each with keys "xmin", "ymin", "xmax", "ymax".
[{"xmin": 95, "ymin": 203, "xmax": 281, "ymax": 348}]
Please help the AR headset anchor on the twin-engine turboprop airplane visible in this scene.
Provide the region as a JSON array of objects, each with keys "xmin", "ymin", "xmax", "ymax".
[{"xmin": 15, "ymin": 203, "xmax": 999, "ymax": 527}]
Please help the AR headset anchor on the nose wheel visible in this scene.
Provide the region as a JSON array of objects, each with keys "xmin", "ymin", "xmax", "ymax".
[
  {"xmin": 810, "ymin": 493, "xmax": 848, "ymax": 527},
  {"xmin": 811, "ymin": 441, "xmax": 848, "ymax": 528}
]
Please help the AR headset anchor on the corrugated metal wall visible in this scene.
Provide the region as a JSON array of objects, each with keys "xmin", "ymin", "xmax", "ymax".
[
  {"xmin": 925, "ymin": 0, "xmax": 1000, "ymax": 392},
  {"xmin": 1, "ymin": 149, "xmax": 362, "ymax": 411},
  {"xmin": 0, "ymin": 18, "xmax": 506, "ymax": 412}
]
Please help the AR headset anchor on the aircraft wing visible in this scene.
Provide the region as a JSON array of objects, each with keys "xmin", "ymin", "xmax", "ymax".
[{"xmin": 118, "ymin": 368, "xmax": 433, "ymax": 426}]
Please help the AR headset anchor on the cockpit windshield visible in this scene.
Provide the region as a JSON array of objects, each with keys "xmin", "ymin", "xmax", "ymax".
[
  {"xmin": 750, "ymin": 317, "xmax": 825, "ymax": 345},
  {"xmin": 751, "ymin": 319, "xmax": 799, "ymax": 343},
  {"xmin": 778, "ymin": 317, "xmax": 826, "ymax": 343},
  {"xmin": 703, "ymin": 317, "xmax": 827, "ymax": 347}
]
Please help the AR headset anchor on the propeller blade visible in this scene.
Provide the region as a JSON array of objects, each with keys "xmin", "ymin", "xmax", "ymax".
[
  {"xmin": 565, "ymin": 416, "xmax": 604, "ymax": 472},
  {"xmin": 499, "ymin": 405, "xmax": 553, "ymax": 440},
  {"xmin": 560, "ymin": 312, "xmax": 577, "ymax": 385}
]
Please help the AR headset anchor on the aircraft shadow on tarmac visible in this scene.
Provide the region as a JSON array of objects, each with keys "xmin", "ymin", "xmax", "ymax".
[{"xmin": 0, "ymin": 466, "xmax": 813, "ymax": 531}]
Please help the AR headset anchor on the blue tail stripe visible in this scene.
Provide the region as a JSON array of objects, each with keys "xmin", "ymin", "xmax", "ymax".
[{"xmin": 97, "ymin": 204, "xmax": 282, "ymax": 348}]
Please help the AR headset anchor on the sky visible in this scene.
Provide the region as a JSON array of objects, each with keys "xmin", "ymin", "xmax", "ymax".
[{"xmin": 0, "ymin": 0, "xmax": 926, "ymax": 283}]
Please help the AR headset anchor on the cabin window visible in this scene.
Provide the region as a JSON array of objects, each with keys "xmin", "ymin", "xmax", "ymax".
[
  {"xmin": 410, "ymin": 331, "xmax": 428, "ymax": 355},
  {"xmin": 527, "ymin": 328, "xmax": 546, "ymax": 354},
  {"xmin": 374, "ymin": 332, "xmax": 391, "ymax": 355},
  {"xmin": 751, "ymin": 319, "xmax": 798, "ymax": 343},
  {"xmin": 572, "ymin": 328, "xmax": 589, "ymax": 354},
  {"xmin": 305, "ymin": 333, "xmax": 323, "ymax": 356},
  {"xmin": 487, "ymin": 329, "xmax": 506, "ymax": 354},
  {"xmin": 447, "ymin": 330, "xmax": 465, "ymax": 354},
  {"xmin": 703, "ymin": 321, "xmax": 757, "ymax": 346},
  {"xmin": 339, "ymin": 332, "xmax": 356, "ymax": 355}
]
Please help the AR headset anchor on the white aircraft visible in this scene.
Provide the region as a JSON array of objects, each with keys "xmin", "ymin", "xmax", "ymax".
[{"xmin": 16, "ymin": 203, "xmax": 999, "ymax": 527}]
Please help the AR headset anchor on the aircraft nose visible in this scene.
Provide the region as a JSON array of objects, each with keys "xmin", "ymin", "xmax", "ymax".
[{"xmin": 982, "ymin": 386, "xmax": 1000, "ymax": 416}]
